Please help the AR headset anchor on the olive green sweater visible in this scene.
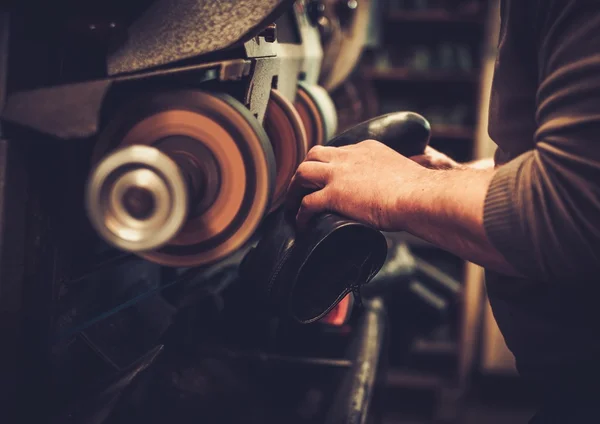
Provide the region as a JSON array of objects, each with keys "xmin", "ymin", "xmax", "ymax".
[{"xmin": 484, "ymin": 0, "xmax": 600, "ymax": 398}]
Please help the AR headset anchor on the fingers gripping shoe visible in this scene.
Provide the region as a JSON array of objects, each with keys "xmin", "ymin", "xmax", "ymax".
[{"xmin": 241, "ymin": 112, "xmax": 431, "ymax": 324}]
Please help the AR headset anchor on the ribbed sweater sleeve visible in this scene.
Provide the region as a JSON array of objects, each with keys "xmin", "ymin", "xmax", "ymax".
[{"xmin": 483, "ymin": 0, "xmax": 600, "ymax": 284}]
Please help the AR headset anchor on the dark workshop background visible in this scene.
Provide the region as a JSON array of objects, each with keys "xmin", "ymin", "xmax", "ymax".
[
  {"xmin": 0, "ymin": 0, "xmax": 543, "ymax": 423},
  {"xmin": 332, "ymin": 0, "xmax": 537, "ymax": 422}
]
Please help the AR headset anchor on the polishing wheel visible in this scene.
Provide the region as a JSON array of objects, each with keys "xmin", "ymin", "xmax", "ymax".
[
  {"xmin": 319, "ymin": 0, "xmax": 372, "ymax": 92},
  {"xmin": 87, "ymin": 90, "xmax": 276, "ymax": 267},
  {"xmin": 294, "ymin": 82, "xmax": 338, "ymax": 148},
  {"xmin": 263, "ymin": 89, "xmax": 309, "ymax": 211}
]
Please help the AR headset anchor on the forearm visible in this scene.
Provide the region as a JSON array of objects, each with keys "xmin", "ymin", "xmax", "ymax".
[{"xmin": 395, "ymin": 167, "xmax": 521, "ymax": 276}]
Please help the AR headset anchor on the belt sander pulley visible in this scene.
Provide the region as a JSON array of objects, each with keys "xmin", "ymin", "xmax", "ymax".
[{"xmin": 86, "ymin": 85, "xmax": 337, "ymax": 267}]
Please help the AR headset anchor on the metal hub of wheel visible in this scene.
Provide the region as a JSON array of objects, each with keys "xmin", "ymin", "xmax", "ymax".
[{"xmin": 87, "ymin": 145, "xmax": 189, "ymax": 253}]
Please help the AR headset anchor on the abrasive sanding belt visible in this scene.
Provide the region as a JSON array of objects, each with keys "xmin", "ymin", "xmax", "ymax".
[{"xmin": 107, "ymin": 0, "xmax": 297, "ymax": 75}]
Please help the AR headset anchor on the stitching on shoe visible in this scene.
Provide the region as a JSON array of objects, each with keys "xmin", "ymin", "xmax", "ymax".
[{"xmin": 265, "ymin": 245, "xmax": 295, "ymax": 301}]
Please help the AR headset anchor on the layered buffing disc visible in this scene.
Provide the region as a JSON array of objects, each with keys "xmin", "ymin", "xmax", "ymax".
[
  {"xmin": 87, "ymin": 90, "xmax": 276, "ymax": 267},
  {"xmin": 263, "ymin": 89, "xmax": 309, "ymax": 211},
  {"xmin": 294, "ymin": 82, "xmax": 338, "ymax": 148}
]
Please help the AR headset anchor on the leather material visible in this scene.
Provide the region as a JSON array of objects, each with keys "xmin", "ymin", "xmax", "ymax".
[
  {"xmin": 242, "ymin": 111, "xmax": 431, "ymax": 324},
  {"xmin": 244, "ymin": 211, "xmax": 387, "ymax": 324},
  {"xmin": 327, "ymin": 111, "xmax": 430, "ymax": 154}
]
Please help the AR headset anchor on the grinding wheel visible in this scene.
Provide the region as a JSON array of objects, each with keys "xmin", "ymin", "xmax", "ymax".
[
  {"xmin": 87, "ymin": 90, "xmax": 276, "ymax": 267},
  {"xmin": 294, "ymin": 82, "xmax": 338, "ymax": 148},
  {"xmin": 263, "ymin": 89, "xmax": 309, "ymax": 211},
  {"xmin": 330, "ymin": 75, "xmax": 378, "ymax": 133},
  {"xmin": 318, "ymin": 0, "xmax": 372, "ymax": 92}
]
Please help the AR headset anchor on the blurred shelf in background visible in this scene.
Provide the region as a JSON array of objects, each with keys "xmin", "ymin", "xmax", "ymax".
[
  {"xmin": 362, "ymin": 67, "xmax": 478, "ymax": 83},
  {"xmin": 356, "ymin": 0, "xmax": 497, "ymax": 422},
  {"xmin": 432, "ymin": 125, "xmax": 475, "ymax": 140},
  {"xmin": 413, "ymin": 338, "xmax": 458, "ymax": 355},
  {"xmin": 388, "ymin": 9, "xmax": 484, "ymax": 24},
  {"xmin": 386, "ymin": 368, "xmax": 445, "ymax": 389}
]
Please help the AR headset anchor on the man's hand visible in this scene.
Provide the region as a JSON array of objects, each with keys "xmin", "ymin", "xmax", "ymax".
[
  {"xmin": 411, "ymin": 146, "xmax": 461, "ymax": 169},
  {"xmin": 286, "ymin": 140, "xmax": 521, "ymax": 276},
  {"xmin": 411, "ymin": 146, "xmax": 496, "ymax": 170},
  {"xmin": 286, "ymin": 140, "xmax": 427, "ymax": 230}
]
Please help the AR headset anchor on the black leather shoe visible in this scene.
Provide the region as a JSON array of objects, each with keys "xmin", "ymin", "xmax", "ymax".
[
  {"xmin": 241, "ymin": 112, "xmax": 431, "ymax": 324},
  {"xmin": 326, "ymin": 111, "xmax": 430, "ymax": 154}
]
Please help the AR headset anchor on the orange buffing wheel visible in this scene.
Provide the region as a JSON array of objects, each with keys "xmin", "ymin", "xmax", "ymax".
[
  {"xmin": 88, "ymin": 90, "xmax": 276, "ymax": 267},
  {"xmin": 295, "ymin": 85, "xmax": 325, "ymax": 149},
  {"xmin": 263, "ymin": 89, "xmax": 309, "ymax": 211},
  {"xmin": 294, "ymin": 82, "xmax": 338, "ymax": 149}
]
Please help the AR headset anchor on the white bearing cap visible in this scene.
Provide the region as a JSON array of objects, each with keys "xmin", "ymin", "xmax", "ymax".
[{"xmin": 86, "ymin": 145, "xmax": 189, "ymax": 253}]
